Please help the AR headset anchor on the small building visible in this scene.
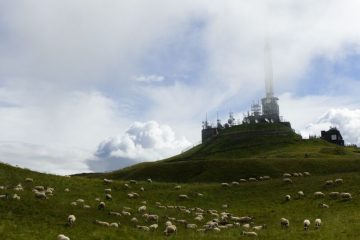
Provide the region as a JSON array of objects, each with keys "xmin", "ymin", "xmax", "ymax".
[{"xmin": 321, "ymin": 127, "xmax": 344, "ymax": 146}]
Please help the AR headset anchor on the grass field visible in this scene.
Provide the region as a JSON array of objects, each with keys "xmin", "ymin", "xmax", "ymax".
[{"xmin": 1, "ymin": 162, "xmax": 360, "ymax": 240}]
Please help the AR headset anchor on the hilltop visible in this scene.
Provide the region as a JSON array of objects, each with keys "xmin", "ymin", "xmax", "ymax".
[{"xmin": 80, "ymin": 123, "xmax": 360, "ymax": 182}]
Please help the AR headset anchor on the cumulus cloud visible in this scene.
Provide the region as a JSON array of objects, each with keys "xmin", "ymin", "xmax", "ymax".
[
  {"xmin": 88, "ymin": 121, "xmax": 191, "ymax": 172},
  {"xmin": 301, "ymin": 108, "xmax": 360, "ymax": 145}
]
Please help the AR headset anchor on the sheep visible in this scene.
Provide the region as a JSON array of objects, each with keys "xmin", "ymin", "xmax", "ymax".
[
  {"xmin": 138, "ymin": 205, "xmax": 147, "ymax": 212},
  {"xmin": 25, "ymin": 178, "xmax": 33, "ymax": 183},
  {"xmin": 131, "ymin": 217, "xmax": 138, "ymax": 224},
  {"xmin": 109, "ymin": 211, "xmax": 122, "ymax": 217},
  {"xmin": 283, "ymin": 173, "xmax": 292, "ymax": 178},
  {"xmin": 109, "ymin": 222, "xmax": 119, "ymax": 228},
  {"xmin": 34, "ymin": 191, "xmax": 47, "ymax": 200},
  {"xmin": 64, "ymin": 188, "xmax": 70, "ymax": 192},
  {"xmin": 67, "ymin": 215, "xmax": 76, "ymax": 226},
  {"xmin": 303, "ymin": 171, "xmax": 311, "ymax": 176},
  {"xmin": 221, "ymin": 183, "xmax": 230, "ymax": 187},
  {"xmin": 242, "ymin": 231, "xmax": 258, "ymax": 237},
  {"xmin": 262, "ymin": 176, "xmax": 271, "ymax": 180},
  {"xmin": 137, "ymin": 225, "xmax": 150, "ymax": 231},
  {"xmin": 178, "ymin": 194, "xmax": 190, "ymax": 200},
  {"xmin": 164, "ymin": 225, "xmax": 177, "ymax": 236},
  {"xmin": 239, "ymin": 179, "xmax": 247, "ymax": 182},
  {"xmin": 315, "ymin": 218, "xmax": 322, "ymax": 229},
  {"xmin": 280, "ymin": 218, "xmax": 289, "ymax": 228},
  {"xmin": 34, "ymin": 186, "xmax": 45, "ymax": 191},
  {"xmin": 147, "ymin": 178, "xmax": 152, "ymax": 183},
  {"xmin": 174, "ymin": 185, "xmax": 182, "ymax": 190},
  {"xmin": 284, "ymin": 194, "xmax": 291, "ymax": 202},
  {"xmin": 293, "ymin": 173, "xmax": 299, "ymax": 177},
  {"xmin": 70, "ymin": 202, "xmax": 77, "ymax": 206},
  {"xmin": 253, "ymin": 224, "xmax": 266, "ymax": 230},
  {"xmin": 197, "ymin": 193, "xmax": 204, "ymax": 197},
  {"xmin": 325, "ymin": 180, "xmax": 334, "ymax": 186},
  {"xmin": 340, "ymin": 192, "xmax": 352, "ymax": 200},
  {"xmin": 124, "ymin": 183, "xmax": 130, "ymax": 189},
  {"xmin": 232, "ymin": 216, "xmax": 253, "ymax": 224},
  {"xmin": 222, "ymin": 204, "xmax": 228, "ymax": 208},
  {"xmin": 319, "ymin": 203, "xmax": 329, "ymax": 208},
  {"xmin": 186, "ymin": 223, "xmax": 197, "ymax": 229},
  {"xmin": 104, "ymin": 188, "xmax": 111, "ymax": 193},
  {"xmin": 329, "ymin": 192, "xmax": 340, "ymax": 199},
  {"xmin": 95, "ymin": 197, "xmax": 100, "ymax": 202},
  {"xmin": 57, "ymin": 234, "xmax": 70, "ymax": 240},
  {"xmin": 145, "ymin": 214, "xmax": 159, "ymax": 223},
  {"xmin": 304, "ymin": 219, "xmax": 310, "ymax": 231},
  {"xmin": 232, "ymin": 181, "xmax": 239, "ymax": 185},
  {"xmin": 129, "ymin": 180, "xmax": 137, "ymax": 184},
  {"xmin": 335, "ymin": 178, "xmax": 343, "ymax": 184},
  {"xmin": 105, "ymin": 194, "xmax": 112, "ymax": 200},
  {"xmin": 140, "ymin": 187, "xmax": 145, "ymax": 191},
  {"xmin": 103, "ymin": 179, "xmax": 113, "ymax": 184},
  {"xmin": 13, "ymin": 193, "xmax": 20, "ymax": 200},
  {"xmin": 165, "ymin": 221, "xmax": 173, "ymax": 227},
  {"xmin": 195, "ymin": 215, "xmax": 204, "ymax": 222},
  {"xmin": 83, "ymin": 205, "xmax": 91, "ymax": 209},
  {"xmin": 248, "ymin": 178, "xmax": 257, "ymax": 182},
  {"xmin": 98, "ymin": 202, "xmax": 105, "ymax": 210},
  {"xmin": 298, "ymin": 191, "xmax": 305, "ymax": 198},
  {"xmin": 213, "ymin": 227, "xmax": 221, "ymax": 232},
  {"xmin": 314, "ymin": 191, "xmax": 325, "ymax": 198},
  {"xmin": 121, "ymin": 211, "xmax": 131, "ymax": 217},
  {"xmin": 149, "ymin": 223, "xmax": 158, "ymax": 231},
  {"xmin": 94, "ymin": 220, "xmax": 110, "ymax": 227},
  {"xmin": 242, "ymin": 223, "xmax": 251, "ymax": 229},
  {"xmin": 76, "ymin": 199, "xmax": 85, "ymax": 204},
  {"xmin": 283, "ymin": 178, "xmax": 293, "ymax": 184}
]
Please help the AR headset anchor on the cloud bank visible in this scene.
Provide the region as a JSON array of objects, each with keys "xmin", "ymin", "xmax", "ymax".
[{"xmin": 88, "ymin": 121, "xmax": 191, "ymax": 172}]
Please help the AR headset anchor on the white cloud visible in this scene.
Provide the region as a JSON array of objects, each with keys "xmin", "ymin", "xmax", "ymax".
[
  {"xmin": 88, "ymin": 121, "xmax": 191, "ymax": 172},
  {"xmin": 301, "ymin": 108, "xmax": 360, "ymax": 145},
  {"xmin": 132, "ymin": 74, "xmax": 165, "ymax": 83}
]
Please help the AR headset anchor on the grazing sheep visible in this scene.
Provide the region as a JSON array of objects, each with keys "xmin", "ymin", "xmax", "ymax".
[
  {"xmin": 145, "ymin": 214, "xmax": 159, "ymax": 222},
  {"xmin": 304, "ymin": 219, "xmax": 310, "ymax": 231},
  {"xmin": 34, "ymin": 186, "xmax": 44, "ymax": 191},
  {"xmin": 165, "ymin": 221, "xmax": 173, "ymax": 227},
  {"xmin": 149, "ymin": 224, "xmax": 158, "ymax": 231},
  {"xmin": 64, "ymin": 188, "xmax": 70, "ymax": 192},
  {"xmin": 34, "ymin": 191, "xmax": 47, "ymax": 200},
  {"xmin": 109, "ymin": 211, "xmax": 121, "ymax": 217},
  {"xmin": 284, "ymin": 194, "xmax": 291, "ymax": 201},
  {"xmin": 94, "ymin": 220, "xmax": 110, "ymax": 227},
  {"xmin": 195, "ymin": 215, "xmax": 204, "ymax": 222},
  {"xmin": 121, "ymin": 211, "xmax": 131, "ymax": 217},
  {"xmin": 178, "ymin": 194, "xmax": 190, "ymax": 200},
  {"xmin": 95, "ymin": 197, "xmax": 100, "ymax": 202},
  {"xmin": 129, "ymin": 180, "xmax": 137, "ymax": 184},
  {"xmin": 280, "ymin": 218, "xmax": 290, "ymax": 228},
  {"xmin": 293, "ymin": 173, "xmax": 299, "ymax": 177},
  {"xmin": 325, "ymin": 180, "xmax": 334, "ymax": 186},
  {"xmin": 140, "ymin": 187, "xmax": 145, "ymax": 191},
  {"xmin": 12, "ymin": 193, "xmax": 20, "ymax": 200},
  {"xmin": 83, "ymin": 205, "xmax": 91, "ymax": 209},
  {"xmin": 105, "ymin": 194, "xmax": 112, "ymax": 200},
  {"xmin": 262, "ymin": 176, "xmax": 271, "ymax": 180},
  {"xmin": 335, "ymin": 178, "xmax": 343, "ymax": 184},
  {"xmin": 253, "ymin": 224, "xmax": 266, "ymax": 230},
  {"xmin": 329, "ymin": 192, "xmax": 340, "ymax": 199},
  {"xmin": 137, "ymin": 225, "xmax": 150, "ymax": 231},
  {"xmin": 232, "ymin": 181, "xmax": 239, "ymax": 185},
  {"xmin": 67, "ymin": 215, "xmax": 76, "ymax": 226},
  {"xmin": 242, "ymin": 223, "xmax": 251, "ymax": 229},
  {"xmin": 319, "ymin": 203, "xmax": 329, "ymax": 208},
  {"xmin": 298, "ymin": 191, "xmax": 305, "ymax": 198},
  {"xmin": 283, "ymin": 178, "xmax": 293, "ymax": 184},
  {"xmin": 104, "ymin": 188, "xmax": 111, "ymax": 193},
  {"xmin": 103, "ymin": 179, "xmax": 113, "ymax": 184},
  {"xmin": 131, "ymin": 217, "xmax": 138, "ymax": 224},
  {"xmin": 124, "ymin": 183, "xmax": 130, "ymax": 189},
  {"xmin": 25, "ymin": 178, "xmax": 33, "ymax": 183},
  {"xmin": 76, "ymin": 199, "xmax": 85, "ymax": 204},
  {"xmin": 186, "ymin": 223, "xmax": 197, "ymax": 229},
  {"xmin": 164, "ymin": 225, "xmax": 177, "ymax": 236},
  {"xmin": 147, "ymin": 178, "xmax": 152, "ymax": 183},
  {"xmin": 98, "ymin": 202, "xmax": 105, "ymax": 210},
  {"xmin": 315, "ymin": 218, "xmax": 322, "ymax": 229},
  {"xmin": 174, "ymin": 185, "xmax": 182, "ymax": 190},
  {"xmin": 248, "ymin": 178, "xmax": 257, "ymax": 182},
  {"xmin": 138, "ymin": 205, "xmax": 147, "ymax": 212},
  {"xmin": 70, "ymin": 202, "xmax": 77, "ymax": 206},
  {"xmin": 197, "ymin": 193, "xmax": 204, "ymax": 197},
  {"xmin": 109, "ymin": 222, "xmax": 119, "ymax": 228},
  {"xmin": 303, "ymin": 171, "xmax": 311, "ymax": 176},
  {"xmin": 340, "ymin": 192, "xmax": 352, "ymax": 200},
  {"xmin": 239, "ymin": 179, "xmax": 247, "ymax": 182},
  {"xmin": 314, "ymin": 191, "xmax": 325, "ymax": 198},
  {"xmin": 57, "ymin": 234, "xmax": 70, "ymax": 240},
  {"xmin": 242, "ymin": 231, "xmax": 258, "ymax": 237},
  {"xmin": 221, "ymin": 183, "xmax": 230, "ymax": 187},
  {"xmin": 283, "ymin": 173, "xmax": 292, "ymax": 178}
]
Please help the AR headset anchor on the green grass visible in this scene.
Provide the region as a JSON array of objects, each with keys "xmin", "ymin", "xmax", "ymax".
[{"xmin": 1, "ymin": 162, "xmax": 360, "ymax": 239}]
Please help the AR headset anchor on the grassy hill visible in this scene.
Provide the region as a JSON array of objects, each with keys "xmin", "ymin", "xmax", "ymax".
[
  {"xmin": 82, "ymin": 123, "xmax": 360, "ymax": 182},
  {"xmin": 1, "ymin": 161, "xmax": 360, "ymax": 239}
]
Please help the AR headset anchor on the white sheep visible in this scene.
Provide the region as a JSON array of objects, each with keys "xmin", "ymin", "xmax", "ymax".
[
  {"xmin": 285, "ymin": 194, "xmax": 291, "ymax": 201},
  {"xmin": 83, "ymin": 205, "xmax": 91, "ymax": 209},
  {"xmin": 105, "ymin": 194, "xmax": 112, "ymax": 200},
  {"xmin": 70, "ymin": 202, "xmax": 77, "ymax": 206},
  {"xmin": 103, "ymin": 179, "xmax": 113, "ymax": 184},
  {"xmin": 253, "ymin": 224, "xmax": 266, "ymax": 230},
  {"xmin": 145, "ymin": 214, "xmax": 159, "ymax": 222},
  {"xmin": 221, "ymin": 183, "xmax": 230, "ymax": 187},
  {"xmin": 164, "ymin": 225, "xmax": 177, "ymax": 236},
  {"xmin": 329, "ymin": 192, "xmax": 340, "ymax": 199},
  {"xmin": 94, "ymin": 220, "xmax": 109, "ymax": 227},
  {"xmin": 303, "ymin": 219, "xmax": 310, "ymax": 231},
  {"xmin": 174, "ymin": 185, "xmax": 182, "ymax": 190},
  {"xmin": 314, "ymin": 191, "xmax": 325, "ymax": 198},
  {"xmin": 121, "ymin": 211, "xmax": 131, "ymax": 216},
  {"xmin": 178, "ymin": 194, "xmax": 190, "ymax": 200},
  {"xmin": 239, "ymin": 179, "xmax": 247, "ymax": 182},
  {"xmin": 319, "ymin": 203, "xmax": 329, "ymax": 208},
  {"xmin": 315, "ymin": 218, "xmax": 322, "ymax": 229},
  {"xmin": 340, "ymin": 192, "xmax": 352, "ymax": 200},
  {"xmin": 283, "ymin": 173, "xmax": 292, "ymax": 178},
  {"xmin": 137, "ymin": 225, "xmax": 150, "ymax": 231},
  {"xmin": 34, "ymin": 191, "xmax": 47, "ymax": 200},
  {"xmin": 13, "ymin": 193, "xmax": 20, "ymax": 200},
  {"xmin": 335, "ymin": 178, "xmax": 343, "ymax": 184},
  {"xmin": 242, "ymin": 231, "xmax": 258, "ymax": 237},
  {"xmin": 98, "ymin": 202, "xmax": 105, "ymax": 210},
  {"xmin": 197, "ymin": 193, "xmax": 204, "ymax": 197},
  {"xmin": 110, "ymin": 222, "xmax": 119, "ymax": 228},
  {"xmin": 109, "ymin": 211, "xmax": 121, "ymax": 217},
  {"xmin": 129, "ymin": 180, "xmax": 137, "ymax": 184},
  {"xmin": 149, "ymin": 223, "xmax": 158, "ymax": 231},
  {"xmin": 280, "ymin": 218, "xmax": 289, "ymax": 228},
  {"xmin": 248, "ymin": 178, "xmax": 257, "ymax": 182},
  {"xmin": 76, "ymin": 199, "xmax": 85, "ymax": 204},
  {"xmin": 147, "ymin": 178, "xmax": 152, "ymax": 183},
  {"xmin": 283, "ymin": 178, "xmax": 293, "ymax": 184},
  {"xmin": 303, "ymin": 172, "xmax": 311, "ymax": 176},
  {"xmin": 186, "ymin": 223, "xmax": 197, "ymax": 229},
  {"xmin": 131, "ymin": 217, "xmax": 138, "ymax": 224},
  {"xmin": 34, "ymin": 186, "xmax": 44, "ymax": 191},
  {"xmin": 298, "ymin": 191, "xmax": 305, "ymax": 198},
  {"xmin": 140, "ymin": 187, "xmax": 145, "ymax": 191},
  {"xmin": 67, "ymin": 215, "xmax": 76, "ymax": 226},
  {"xmin": 25, "ymin": 178, "xmax": 33, "ymax": 183},
  {"xmin": 325, "ymin": 180, "xmax": 334, "ymax": 186},
  {"xmin": 104, "ymin": 188, "xmax": 111, "ymax": 193},
  {"xmin": 64, "ymin": 188, "xmax": 70, "ymax": 192},
  {"xmin": 232, "ymin": 181, "xmax": 239, "ymax": 185},
  {"xmin": 138, "ymin": 205, "xmax": 147, "ymax": 212},
  {"xmin": 57, "ymin": 234, "xmax": 70, "ymax": 240}
]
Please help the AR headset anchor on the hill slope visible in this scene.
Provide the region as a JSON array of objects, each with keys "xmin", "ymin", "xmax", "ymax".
[{"xmin": 83, "ymin": 123, "xmax": 360, "ymax": 182}]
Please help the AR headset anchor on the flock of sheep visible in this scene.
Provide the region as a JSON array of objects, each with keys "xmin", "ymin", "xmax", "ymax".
[{"xmin": 0, "ymin": 171, "xmax": 354, "ymax": 240}]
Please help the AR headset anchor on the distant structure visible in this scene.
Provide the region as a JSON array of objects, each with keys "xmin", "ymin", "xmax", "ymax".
[
  {"xmin": 321, "ymin": 127, "xmax": 344, "ymax": 146},
  {"xmin": 201, "ymin": 43, "xmax": 291, "ymax": 143}
]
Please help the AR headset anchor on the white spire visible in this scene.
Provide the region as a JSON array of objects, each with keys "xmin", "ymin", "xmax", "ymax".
[{"xmin": 264, "ymin": 41, "xmax": 274, "ymax": 98}]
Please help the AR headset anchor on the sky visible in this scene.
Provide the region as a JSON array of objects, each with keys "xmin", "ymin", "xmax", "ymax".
[{"xmin": 1, "ymin": 1, "xmax": 360, "ymax": 174}]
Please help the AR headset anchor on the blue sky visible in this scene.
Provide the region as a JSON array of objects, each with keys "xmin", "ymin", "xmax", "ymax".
[{"xmin": 1, "ymin": 1, "xmax": 360, "ymax": 174}]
